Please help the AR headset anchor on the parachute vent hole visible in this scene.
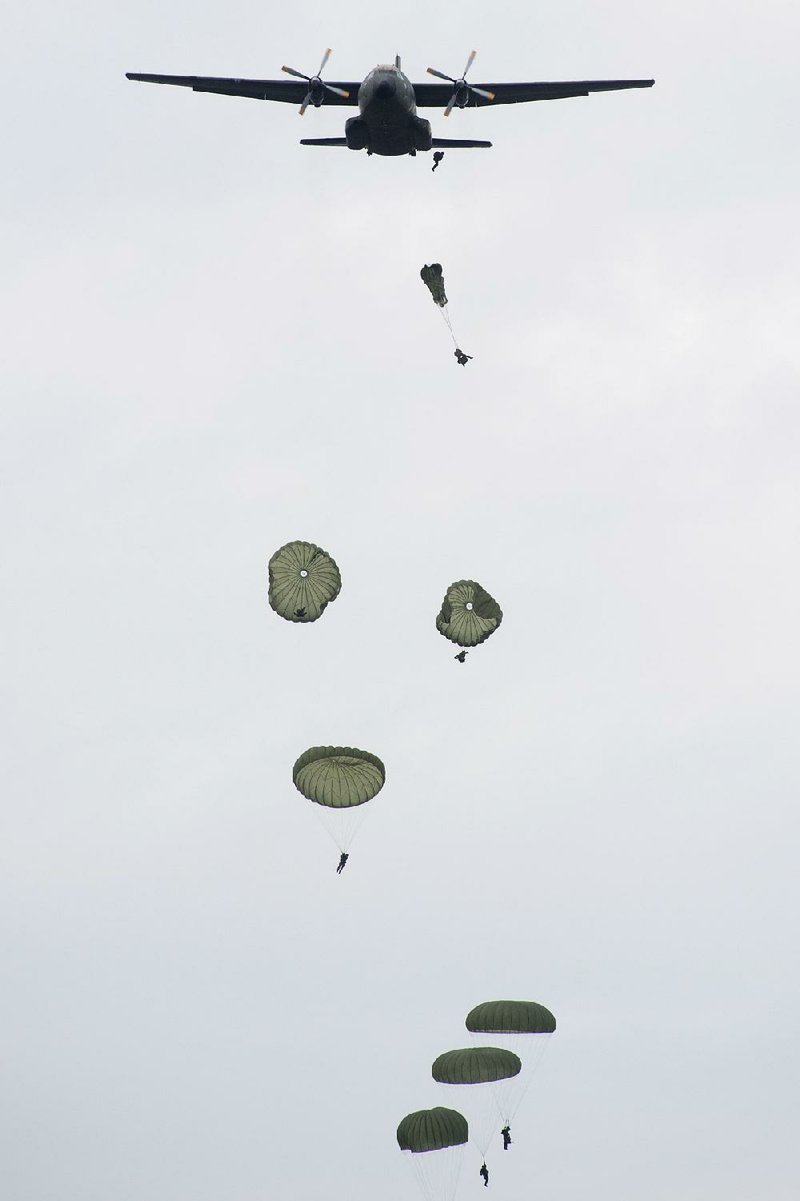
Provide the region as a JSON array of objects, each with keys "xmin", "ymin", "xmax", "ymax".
[
  {"xmin": 466, "ymin": 602, "xmax": 474, "ymax": 610},
  {"xmin": 300, "ymin": 569, "xmax": 309, "ymax": 577}
]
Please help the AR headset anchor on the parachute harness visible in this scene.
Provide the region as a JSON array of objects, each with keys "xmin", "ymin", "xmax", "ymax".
[{"xmin": 439, "ymin": 303, "xmax": 459, "ymax": 349}]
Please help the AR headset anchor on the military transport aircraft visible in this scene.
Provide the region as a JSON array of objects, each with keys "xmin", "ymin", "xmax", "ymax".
[{"xmin": 126, "ymin": 51, "xmax": 654, "ymax": 158}]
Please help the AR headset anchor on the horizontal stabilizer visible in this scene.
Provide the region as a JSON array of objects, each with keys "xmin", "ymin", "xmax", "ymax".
[
  {"xmin": 300, "ymin": 137, "xmax": 348, "ymax": 147},
  {"xmin": 431, "ymin": 138, "xmax": 492, "ymax": 148}
]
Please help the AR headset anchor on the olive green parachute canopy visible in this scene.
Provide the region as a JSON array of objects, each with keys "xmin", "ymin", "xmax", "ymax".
[
  {"xmin": 436, "ymin": 580, "xmax": 503, "ymax": 648},
  {"xmin": 397, "ymin": 1108, "xmax": 469, "ymax": 1153},
  {"xmin": 293, "ymin": 746, "xmax": 386, "ymax": 809},
  {"xmin": 466, "ymin": 1000, "xmax": 557, "ymax": 1035},
  {"xmin": 399, "ymin": 1106, "xmax": 468, "ymax": 1201},
  {"xmin": 268, "ymin": 540, "xmax": 341, "ymax": 623},
  {"xmin": 421, "ymin": 263, "xmax": 448, "ymax": 308},
  {"xmin": 432, "ymin": 1047, "xmax": 521, "ymax": 1085}
]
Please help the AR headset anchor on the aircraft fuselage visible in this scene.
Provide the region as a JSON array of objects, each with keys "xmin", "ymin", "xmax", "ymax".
[{"xmin": 346, "ymin": 63, "xmax": 432, "ymax": 156}]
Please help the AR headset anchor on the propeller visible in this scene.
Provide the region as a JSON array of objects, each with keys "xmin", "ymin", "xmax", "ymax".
[
  {"xmin": 426, "ymin": 50, "xmax": 495, "ymax": 116},
  {"xmin": 281, "ymin": 49, "xmax": 350, "ymax": 115}
]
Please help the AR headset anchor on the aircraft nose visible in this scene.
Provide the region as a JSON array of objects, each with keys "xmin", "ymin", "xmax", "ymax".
[{"xmin": 375, "ymin": 78, "xmax": 396, "ymax": 100}]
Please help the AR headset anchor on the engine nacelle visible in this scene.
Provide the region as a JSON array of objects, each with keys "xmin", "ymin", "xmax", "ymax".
[
  {"xmin": 307, "ymin": 77, "xmax": 326, "ymax": 107},
  {"xmin": 345, "ymin": 116, "xmax": 370, "ymax": 150},
  {"xmin": 410, "ymin": 115, "xmax": 432, "ymax": 151},
  {"xmin": 453, "ymin": 82, "xmax": 471, "ymax": 108}
]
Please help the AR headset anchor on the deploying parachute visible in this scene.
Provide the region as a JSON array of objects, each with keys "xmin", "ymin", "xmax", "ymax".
[
  {"xmin": 431, "ymin": 1047, "xmax": 521, "ymax": 1162},
  {"xmin": 268, "ymin": 539, "xmax": 341, "ymax": 623},
  {"xmin": 292, "ymin": 746, "xmax": 386, "ymax": 861},
  {"xmin": 421, "ymin": 262, "xmax": 448, "ymax": 307},
  {"xmin": 420, "ymin": 263, "xmax": 472, "ymax": 365},
  {"xmin": 436, "ymin": 580, "xmax": 503, "ymax": 651},
  {"xmin": 398, "ymin": 1107, "xmax": 468, "ymax": 1201}
]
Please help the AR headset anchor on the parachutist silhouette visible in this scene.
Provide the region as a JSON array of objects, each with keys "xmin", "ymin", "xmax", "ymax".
[
  {"xmin": 454, "ymin": 348, "xmax": 472, "ymax": 366},
  {"xmin": 501, "ymin": 1125, "xmax": 511, "ymax": 1150},
  {"xmin": 480, "ymin": 1162, "xmax": 489, "ymax": 1187},
  {"xmin": 336, "ymin": 851, "xmax": 349, "ymax": 874},
  {"xmin": 432, "ymin": 150, "xmax": 445, "ymax": 172},
  {"xmin": 294, "ymin": 607, "xmax": 306, "ymax": 617},
  {"xmin": 454, "ymin": 650, "xmax": 468, "ymax": 663}
]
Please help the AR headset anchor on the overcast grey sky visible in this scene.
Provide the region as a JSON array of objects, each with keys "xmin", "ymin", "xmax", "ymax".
[{"xmin": 2, "ymin": 2, "xmax": 799, "ymax": 1199}]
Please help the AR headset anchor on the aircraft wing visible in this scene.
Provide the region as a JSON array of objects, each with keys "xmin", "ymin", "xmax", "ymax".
[
  {"xmin": 126, "ymin": 73, "xmax": 360, "ymax": 106},
  {"xmin": 413, "ymin": 78, "xmax": 654, "ymax": 107}
]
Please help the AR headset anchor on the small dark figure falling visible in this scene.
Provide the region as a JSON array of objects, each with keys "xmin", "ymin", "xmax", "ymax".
[
  {"xmin": 454, "ymin": 348, "xmax": 472, "ymax": 366},
  {"xmin": 501, "ymin": 1125, "xmax": 511, "ymax": 1150},
  {"xmin": 479, "ymin": 1162, "xmax": 489, "ymax": 1187},
  {"xmin": 432, "ymin": 150, "xmax": 445, "ymax": 172},
  {"xmin": 336, "ymin": 851, "xmax": 349, "ymax": 874},
  {"xmin": 294, "ymin": 607, "xmax": 307, "ymax": 617},
  {"xmin": 454, "ymin": 650, "xmax": 468, "ymax": 664}
]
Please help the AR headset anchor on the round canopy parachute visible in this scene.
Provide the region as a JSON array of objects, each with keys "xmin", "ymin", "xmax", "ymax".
[
  {"xmin": 397, "ymin": 1107, "xmax": 468, "ymax": 1153},
  {"xmin": 432, "ymin": 1047, "xmax": 521, "ymax": 1085},
  {"xmin": 292, "ymin": 747, "xmax": 385, "ymax": 808},
  {"xmin": 398, "ymin": 1107, "xmax": 468, "ymax": 1201},
  {"xmin": 464, "ymin": 1002, "xmax": 556, "ymax": 1136},
  {"xmin": 432, "ymin": 1048, "xmax": 521, "ymax": 1159},
  {"xmin": 292, "ymin": 746, "xmax": 386, "ymax": 855},
  {"xmin": 466, "ymin": 1000, "xmax": 556, "ymax": 1035},
  {"xmin": 421, "ymin": 263, "xmax": 449, "ymax": 308},
  {"xmin": 268, "ymin": 539, "xmax": 341, "ymax": 623},
  {"xmin": 436, "ymin": 580, "xmax": 503, "ymax": 648}
]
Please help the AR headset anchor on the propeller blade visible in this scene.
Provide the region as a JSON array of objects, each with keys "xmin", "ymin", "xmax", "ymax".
[
  {"xmin": 285, "ymin": 51, "xmax": 342, "ymax": 111},
  {"xmin": 444, "ymin": 92, "xmax": 457, "ymax": 117},
  {"xmin": 427, "ymin": 67, "xmax": 456, "ymax": 82},
  {"xmin": 471, "ymin": 87, "xmax": 495, "ymax": 101},
  {"xmin": 462, "ymin": 50, "xmax": 477, "ymax": 78}
]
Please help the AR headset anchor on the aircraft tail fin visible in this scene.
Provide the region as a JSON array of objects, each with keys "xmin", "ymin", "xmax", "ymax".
[
  {"xmin": 300, "ymin": 138, "xmax": 348, "ymax": 147},
  {"xmin": 431, "ymin": 138, "xmax": 492, "ymax": 148}
]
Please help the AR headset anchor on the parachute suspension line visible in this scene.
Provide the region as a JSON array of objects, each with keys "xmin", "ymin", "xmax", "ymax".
[
  {"xmin": 504, "ymin": 1035, "xmax": 550, "ymax": 1121},
  {"xmin": 491, "ymin": 1074, "xmax": 519, "ymax": 1128},
  {"xmin": 409, "ymin": 1144, "xmax": 464, "ymax": 1201},
  {"xmin": 311, "ymin": 798, "xmax": 372, "ymax": 854},
  {"xmin": 438, "ymin": 306, "xmax": 459, "ymax": 349}
]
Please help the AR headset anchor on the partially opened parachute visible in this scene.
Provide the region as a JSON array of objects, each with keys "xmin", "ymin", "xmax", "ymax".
[
  {"xmin": 292, "ymin": 746, "xmax": 386, "ymax": 854},
  {"xmin": 421, "ymin": 263, "xmax": 448, "ymax": 308},
  {"xmin": 268, "ymin": 539, "xmax": 341, "ymax": 623},
  {"xmin": 420, "ymin": 263, "xmax": 469, "ymax": 362},
  {"xmin": 436, "ymin": 580, "xmax": 503, "ymax": 648},
  {"xmin": 398, "ymin": 1107, "xmax": 468, "ymax": 1201}
]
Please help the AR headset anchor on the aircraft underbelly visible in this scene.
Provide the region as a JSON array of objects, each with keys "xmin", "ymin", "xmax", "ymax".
[
  {"xmin": 359, "ymin": 96, "xmax": 430, "ymax": 156},
  {"xmin": 370, "ymin": 124, "xmax": 417, "ymax": 156}
]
